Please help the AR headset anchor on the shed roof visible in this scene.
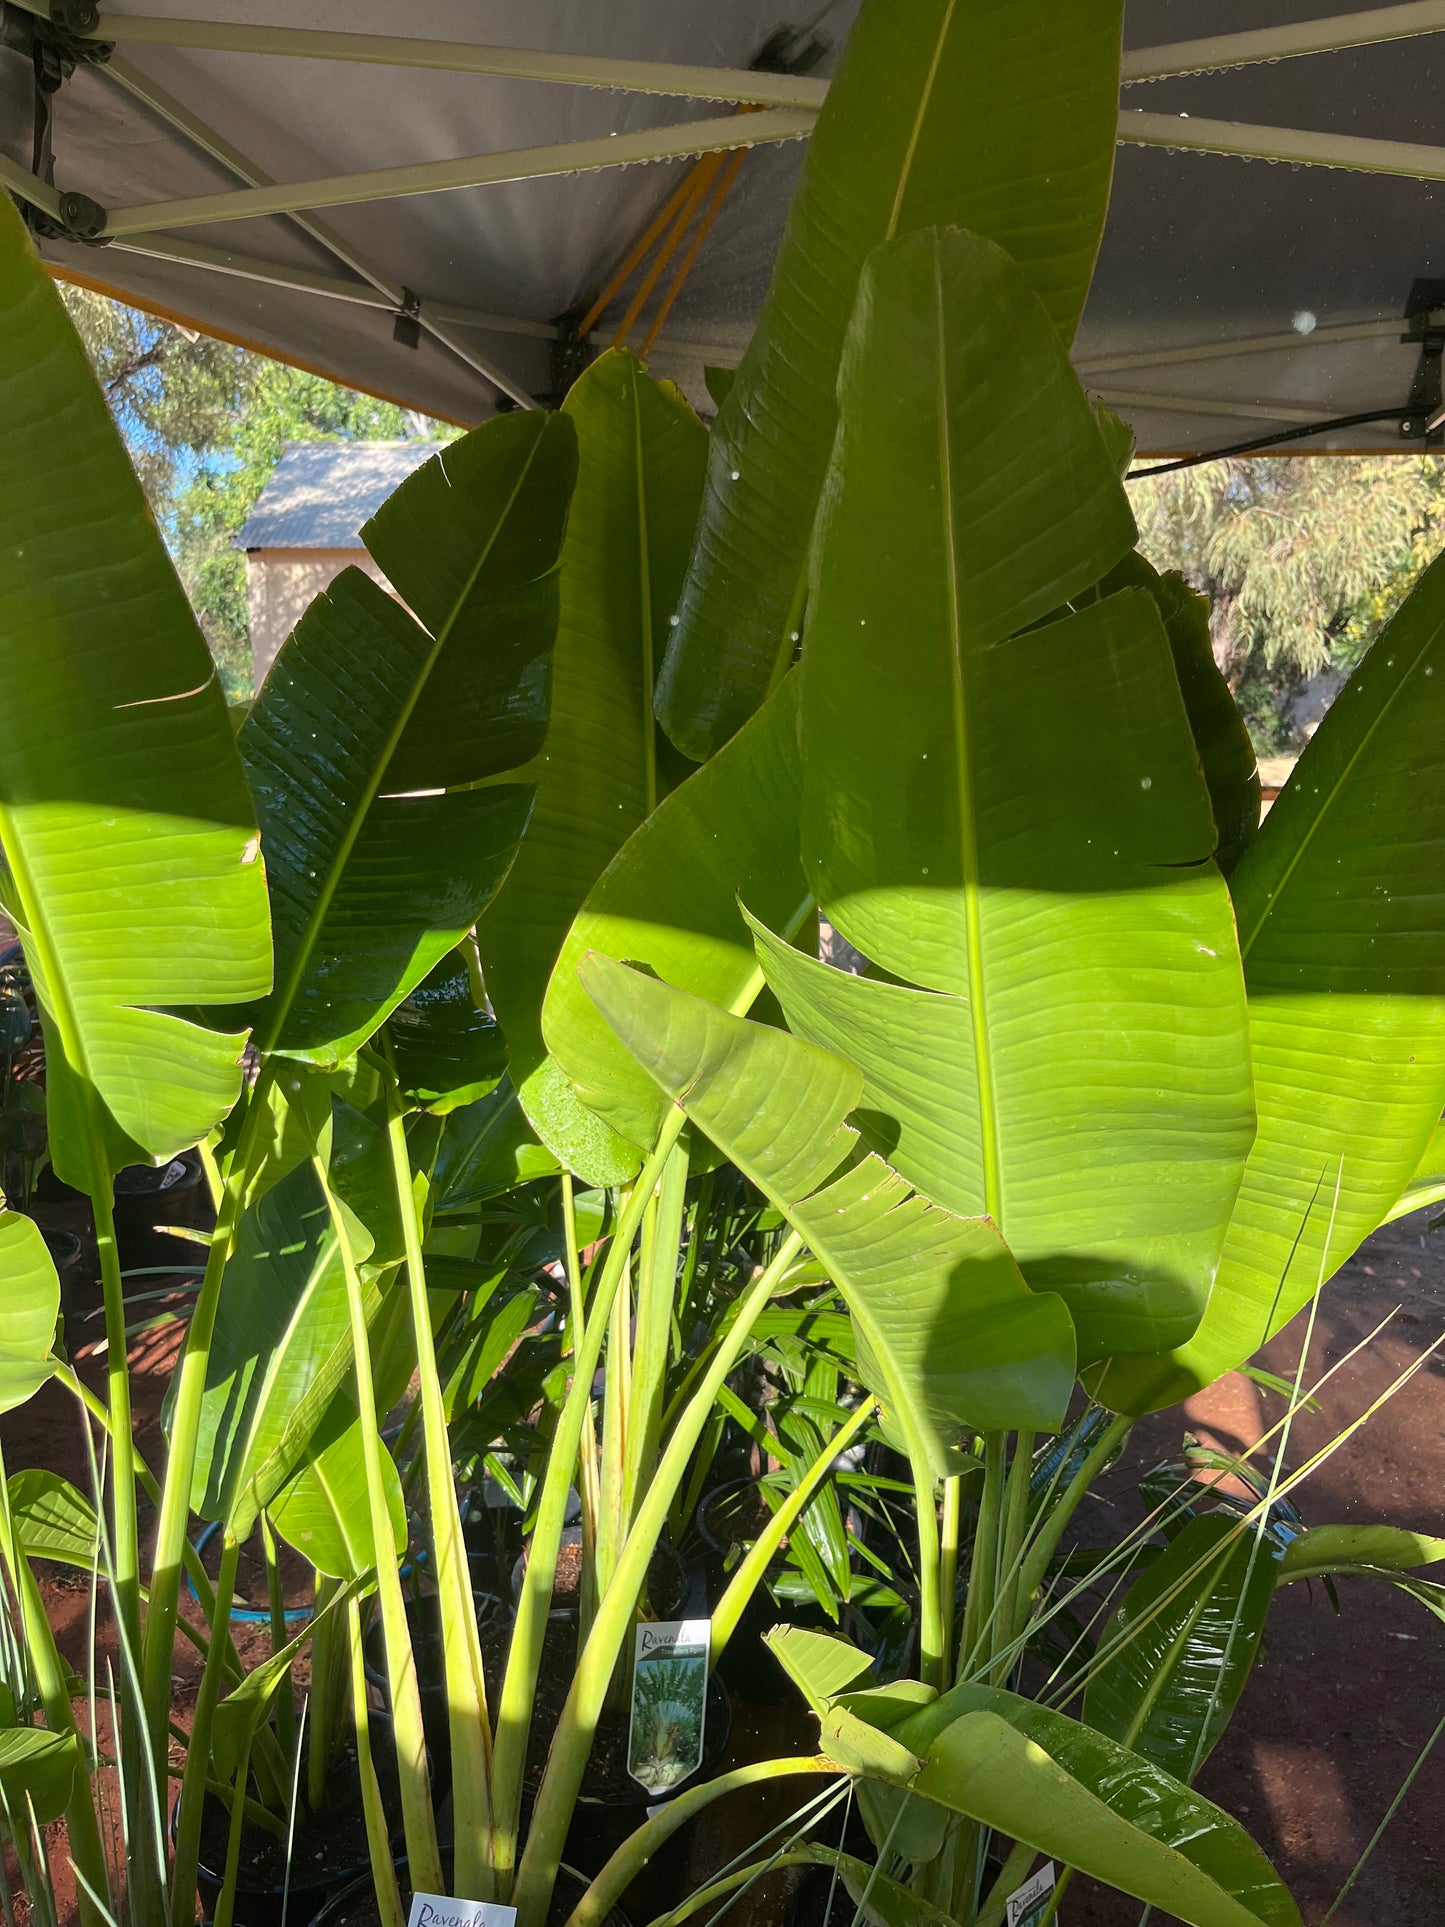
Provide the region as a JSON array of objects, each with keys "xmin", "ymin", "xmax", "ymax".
[{"xmin": 236, "ymin": 439, "xmax": 437, "ymax": 550}]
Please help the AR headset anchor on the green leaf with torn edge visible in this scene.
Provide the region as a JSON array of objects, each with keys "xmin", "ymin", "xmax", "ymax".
[
  {"xmin": 1277, "ymin": 1524, "xmax": 1445, "ymax": 1585},
  {"xmin": 581, "ymin": 957, "xmax": 1076, "ymax": 1451}
]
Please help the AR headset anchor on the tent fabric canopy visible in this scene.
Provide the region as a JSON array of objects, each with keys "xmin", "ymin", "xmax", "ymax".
[{"xmin": 4, "ymin": 0, "xmax": 1445, "ymax": 452}]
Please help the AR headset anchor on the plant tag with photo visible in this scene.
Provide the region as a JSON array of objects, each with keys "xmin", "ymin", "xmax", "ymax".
[
  {"xmin": 627, "ymin": 1617, "xmax": 710, "ymax": 1794},
  {"xmin": 1005, "ymin": 1863, "xmax": 1056, "ymax": 1927},
  {"xmin": 406, "ymin": 1897, "xmax": 516, "ymax": 1927}
]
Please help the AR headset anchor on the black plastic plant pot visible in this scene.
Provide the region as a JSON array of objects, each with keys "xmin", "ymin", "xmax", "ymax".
[
  {"xmin": 546, "ymin": 1668, "xmax": 733, "ymax": 1885},
  {"xmin": 31, "ymin": 1164, "xmax": 85, "ymax": 1206},
  {"xmin": 113, "ymin": 1149, "xmax": 213, "ymax": 1275},
  {"xmin": 39, "ymin": 1225, "xmax": 85, "ymax": 1317},
  {"xmin": 308, "ymin": 1864, "xmax": 630, "ymax": 1927},
  {"xmin": 186, "ymin": 1712, "xmax": 413, "ymax": 1927}
]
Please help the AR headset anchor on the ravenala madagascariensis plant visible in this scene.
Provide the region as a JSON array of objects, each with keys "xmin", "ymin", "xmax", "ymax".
[{"xmin": 0, "ymin": 0, "xmax": 1444, "ymax": 1924}]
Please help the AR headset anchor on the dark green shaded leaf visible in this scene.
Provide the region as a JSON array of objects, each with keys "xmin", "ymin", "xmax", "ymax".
[
  {"xmin": 1083, "ymin": 1514, "xmax": 1281, "ymax": 1777},
  {"xmin": 656, "ymin": 0, "xmax": 1124, "ymax": 757},
  {"xmin": 0, "ymin": 200, "xmax": 269, "ymax": 1180}
]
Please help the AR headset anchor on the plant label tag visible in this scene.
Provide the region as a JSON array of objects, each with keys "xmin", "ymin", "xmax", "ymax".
[
  {"xmin": 406, "ymin": 1896, "xmax": 516, "ymax": 1927},
  {"xmin": 1006, "ymin": 1863, "xmax": 1057, "ymax": 1927},
  {"xmin": 627, "ymin": 1616, "xmax": 710, "ymax": 1794}
]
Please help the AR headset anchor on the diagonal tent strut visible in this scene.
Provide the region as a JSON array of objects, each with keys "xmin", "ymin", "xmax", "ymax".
[
  {"xmin": 44, "ymin": 5, "xmax": 1445, "ymax": 92},
  {"xmin": 94, "ymin": 110, "xmax": 817, "ymax": 239},
  {"xmin": 8, "ymin": 4, "xmax": 1445, "ymax": 407}
]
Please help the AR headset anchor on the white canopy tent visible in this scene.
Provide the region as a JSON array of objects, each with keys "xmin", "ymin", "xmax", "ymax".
[{"xmin": 3, "ymin": 0, "xmax": 1445, "ymax": 452}]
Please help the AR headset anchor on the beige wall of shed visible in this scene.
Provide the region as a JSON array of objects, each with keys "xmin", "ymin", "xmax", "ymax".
[{"xmin": 246, "ymin": 548, "xmax": 391, "ymax": 686}]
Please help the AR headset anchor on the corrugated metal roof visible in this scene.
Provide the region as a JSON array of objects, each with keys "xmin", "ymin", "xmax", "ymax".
[{"xmin": 236, "ymin": 439, "xmax": 439, "ymax": 551}]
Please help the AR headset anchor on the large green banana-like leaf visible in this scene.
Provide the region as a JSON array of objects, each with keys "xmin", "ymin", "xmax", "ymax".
[
  {"xmin": 655, "ymin": 0, "xmax": 1124, "ymax": 759},
  {"xmin": 479, "ymin": 352, "xmax": 705, "ymax": 1133},
  {"xmin": 1098, "ymin": 553, "xmax": 1445, "ymax": 1413},
  {"xmin": 1383, "ymin": 1115, "xmax": 1445, "ymax": 1223},
  {"xmin": 188, "ymin": 1159, "xmax": 383, "ymax": 1539},
  {"xmin": 1101, "ymin": 553, "xmax": 1261, "ymax": 875},
  {"xmin": 1277, "ymin": 1524, "xmax": 1445, "ymax": 1585},
  {"xmin": 1082, "ymin": 1514, "xmax": 1281, "ymax": 1777},
  {"xmin": 242, "ymin": 409, "xmax": 575, "ymax": 1062},
  {"xmin": 387, "ymin": 949, "xmax": 506, "ymax": 1115},
  {"xmin": 793, "ymin": 228, "xmax": 1253, "ymax": 1363},
  {"xmin": 0, "ymin": 1213, "xmax": 59, "ymax": 1414},
  {"xmin": 538, "ymin": 673, "xmax": 811, "ymax": 1181},
  {"xmin": 897, "ymin": 1690, "xmax": 1297, "ymax": 1927},
  {"xmin": 268, "ymin": 1417, "xmax": 405, "ymax": 1581},
  {"xmin": 581, "ymin": 956, "xmax": 1075, "ymax": 1448},
  {"xmin": 6, "ymin": 1471, "xmax": 96, "ymax": 1569},
  {"xmin": 0, "ymin": 1728, "xmax": 80, "ymax": 1828},
  {"xmin": 0, "ymin": 200, "xmax": 270, "ymax": 1182},
  {"xmin": 431, "ymin": 1079, "xmax": 561, "ymax": 1209}
]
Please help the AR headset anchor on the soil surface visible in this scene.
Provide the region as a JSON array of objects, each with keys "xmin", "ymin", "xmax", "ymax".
[
  {"xmin": 196, "ymin": 1731, "xmax": 398, "ymax": 1895},
  {"xmin": 0, "ymin": 1203, "xmax": 1440, "ymax": 1924}
]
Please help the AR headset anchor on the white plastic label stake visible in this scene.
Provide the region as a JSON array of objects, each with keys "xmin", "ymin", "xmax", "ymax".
[
  {"xmin": 627, "ymin": 1616, "xmax": 710, "ymax": 1794},
  {"xmin": 406, "ymin": 1897, "xmax": 516, "ymax": 1927},
  {"xmin": 1006, "ymin": 1863, "xmax": 1057, "ymax": 1927}
]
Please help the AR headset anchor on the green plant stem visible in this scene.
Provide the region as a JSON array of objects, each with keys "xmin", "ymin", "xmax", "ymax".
[
  {"xmin": 260, "ymin": 1511, "xmax": 298, "ymax": 1767},
  {"xmin": 959, "ymin": 1433, "xmax": 1005, "ymax": 1680},
  {"xmin": 596, "ymin": 1231, "xmax": 632, "ymax": 1605},
  {"xmin": 142, "ymin": 1067, "xmax": 274, "ymax": 1761},
  {"xmin": 171, "ymin": 1533, "xmax": 241, "ymax": 1927},
  {"xmin": 563, "ymin": 1757, "xmax": 834, "ymax": 1927},
  {"xmin": 308, "ymin": 1573, "xmax": 339, "ymax": 1812},
  {"xmin": 938, "ymin": 1474, "xmax": 963, "ymax": 1694},
  {"xmin": 384, "ymin": 1092, "xmax": 494, "ymax": 1899},
  {"xmin": 54, "ymin": 1361, "xmax": 237, "ymax": 1665},
  {"xmin": 349, "ymin": 1595, "xmax": 406, "ymax": 1927},
  {"xmin": 973, "ymin": 1839, "xmax": 1037, "ymax": 1927},
  {"xmin": 622, "ymin": 1141, "xmax": 689, "ymax": 1528},
  {"xmin": 0, "ymin": 1447, "xmax": 109, "ymax": 1927},
  {"xmin": 565, "ymin": 1173, "xmax": 603, "ymax": 1636},
  {"xmin": 318, "ymin": 1153, "xmax": 441, "ymax": 1897},
  {"xmin": 711, "ymin": 1398, "xmax": 877, "ymax": 1662},
  {"xmin": 490, "ymin": 1112, "xmax": 685, "ymax": 1893},
  {"xmin": 210, "ymin": 1736, "xmax": 253, "ymax": 1927},
  {"xmin": 1014, "ymin": 1412, "xmax": 1133, "ymax": 1619},
  {"xmin": 991, "ymin": 1430, "xmax": 1035, "ymax": 1683},
  {"xmin": 512, "ymin": 1229, "xmax": 804, "ymax": 1927},
  {"xmin": 88, "ymin": 1162, "xmax": 139, "ymax": 1654},
  {"xmin": 643, "ymin": 1850, "xmax": 825, "ymax": 1927}
]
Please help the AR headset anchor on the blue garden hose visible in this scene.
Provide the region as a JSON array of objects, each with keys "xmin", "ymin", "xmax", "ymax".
[{"xmin": 187, "ymin": 1519, "xmax": 313, "ymax": 1626}]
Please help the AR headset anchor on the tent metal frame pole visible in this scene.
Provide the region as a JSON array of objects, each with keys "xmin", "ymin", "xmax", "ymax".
[
  {"xmin": 1093, "ymin": 389, "xmax": 1342, "ymax": 427},
  {"xmin": 78, "ymin": 5, "xmax": 1445, "ymax": 95},
  {"xmin": 0, "ymin": 154, "xmax": 61, "ymax": 219},
  {"xmin": 87, "ymin": 13, "xmax": 830, "ymax": 110},
  {"xmin": 1122, "ymin": 2, "xmax": 1445, "ymax": 83},
  {"xmin": 104, "ymin": 232, "xmax": 558, "ymax": 338},
  {"xmin": 99, "ymin": 108, "xmax": 816, "ymax": 238},
  {"xmin": 1074, "ymin": 313, "xmax": 1440, "ymax": 377},
  {"xmin": 1120, "ymin": 109, "xmax": 1445, "ymax": 182},
  {"xmin": 103, "ymin": 56, "xmax": 543, "ymax": 405}
]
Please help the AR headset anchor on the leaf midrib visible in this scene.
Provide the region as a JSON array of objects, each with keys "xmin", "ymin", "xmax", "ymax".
[
  {"xmin": 884, "ymin": 0, "xmax": 958, "ymax": 240},
  {"xmin": 262, "ymin": 427, "xmax": 550, "ymax": 1051},
  {"xmin": 933, "ymin": 245, "xmax": 1002, "ymax": 1223},
  {"xmin": 630, "ymin": 361, "xmax": 659, "ymax": 819}
]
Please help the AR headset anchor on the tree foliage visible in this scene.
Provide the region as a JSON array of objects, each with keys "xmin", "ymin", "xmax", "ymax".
[
  {"xmin": 1132, "ymin": 452, "xmax": 1445, "ymax": 750},
  {"xmin": 59, "ymin": 285, "xmax": 451, "ymax": 699}
]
